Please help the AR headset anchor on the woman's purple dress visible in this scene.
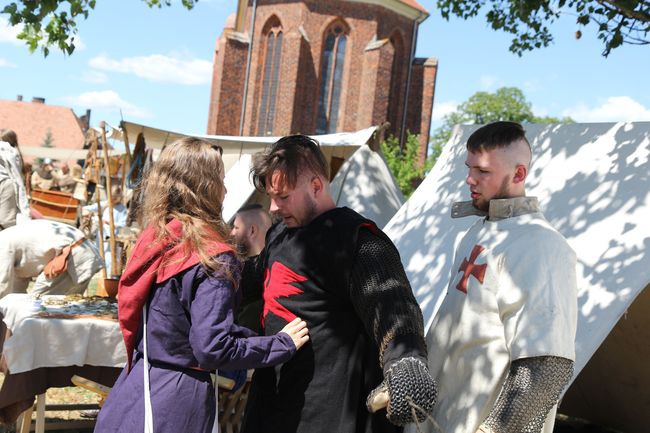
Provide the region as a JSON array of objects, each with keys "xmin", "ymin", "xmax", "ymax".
[{"xmin": 94, "ymin": 253, "xmax": 295, "ymax": 433}]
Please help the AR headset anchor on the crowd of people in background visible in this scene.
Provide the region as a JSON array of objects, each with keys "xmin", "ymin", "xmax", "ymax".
[{"xmin": 0, "ymin": 128, "xmax": 125, "ymax": 295}]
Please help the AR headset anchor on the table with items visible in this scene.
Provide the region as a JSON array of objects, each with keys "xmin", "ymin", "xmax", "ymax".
[{"xmin": 0, "ymin": 293, "xmax": 125, "ymax": 431}]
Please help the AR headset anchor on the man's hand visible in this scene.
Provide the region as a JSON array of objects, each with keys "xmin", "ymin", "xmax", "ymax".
[
  {"xmin": 366, "ymin": 357, "xmax": 437, "ymax": 426},
  {"xmin": 476, "ymin": 424, "xmax": 494, "ymax": 433}
]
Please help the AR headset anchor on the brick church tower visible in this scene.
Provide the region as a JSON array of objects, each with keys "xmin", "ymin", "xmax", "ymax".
[{"xmin": 206, "ymin": 0, "xmax": 437, "ymax": 158}]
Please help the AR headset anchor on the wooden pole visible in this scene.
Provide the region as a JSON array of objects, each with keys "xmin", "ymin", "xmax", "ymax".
[
  {"xmin": 100, "ymin": 122, "xmax": 118, "ymax": 278},
  {"xmin": 121, "ymin": 122, "xmax": 132, "ymax": 193},
  {"xmin": 95, "ymin": 159, "xmax": 107, "ymax": 280}
]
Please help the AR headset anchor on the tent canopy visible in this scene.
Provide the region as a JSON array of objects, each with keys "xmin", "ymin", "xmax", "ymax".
[
  {"xmin": 113, "ymin": 121, "xmax": 377, "ymax": 172},
  {"xmin": 330, "ymin": 145, "xmax": 404, "ymax": 229}
]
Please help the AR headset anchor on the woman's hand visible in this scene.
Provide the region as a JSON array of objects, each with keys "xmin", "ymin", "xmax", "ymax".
[{"xmin": 279, "ymin": 318, "xmax": 309, "ymax": 350}]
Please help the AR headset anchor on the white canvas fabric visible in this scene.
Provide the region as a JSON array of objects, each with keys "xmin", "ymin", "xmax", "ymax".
[
  {"xmin": 115, "ymin": 121, "xmax": 376, "ymax": 172},
  {"xmin": 330, "ymin": 145, "xmax": 404, "ymax": 229},
  {"xmin": 222, "ymin": 154, "xmax": 255, "ymax": 224},
  {"xmin": 426, "ymin": 209, "xmax": 577, "ymax": 433}
]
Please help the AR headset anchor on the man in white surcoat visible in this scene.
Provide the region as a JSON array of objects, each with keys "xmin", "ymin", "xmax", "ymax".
[
  {"xmin": 0, "ymin": 219, "xmax": 104, "ymax": 299},
  {"xmin": 422, "ymin": 122, "xmax": 578, "ymax": 433}
]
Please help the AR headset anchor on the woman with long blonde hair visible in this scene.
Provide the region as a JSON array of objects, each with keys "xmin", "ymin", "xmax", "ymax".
[{"xmin": 94, "ymin": 137, "xmax": 308, "ymax": 433}]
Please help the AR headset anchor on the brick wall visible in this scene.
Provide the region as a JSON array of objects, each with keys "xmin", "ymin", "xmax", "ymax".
[
  {"xmin": 406, "ymin": 57, "xmax": 438, "ymax": 164},
  {"xmin": 207, "ymin": 0, "xmax": 436, "ymax": 153}
]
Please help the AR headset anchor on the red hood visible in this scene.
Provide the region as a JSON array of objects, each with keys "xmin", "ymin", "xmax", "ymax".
[{"xmin": 117, "ymin": 218, "xmax": 232, "ymax": 371}]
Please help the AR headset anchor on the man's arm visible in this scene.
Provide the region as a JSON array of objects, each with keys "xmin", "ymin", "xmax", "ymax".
[
  {"xmin": 487, "ymin": 230, "xmax": 578, "ymax": 433},
  {"xmin": 481, "ymin": 356, "xmax": 574, "ymax": 433},
  {"xmin": 350, "ymin": 228, "xmax": 436, "ymax": 425}
]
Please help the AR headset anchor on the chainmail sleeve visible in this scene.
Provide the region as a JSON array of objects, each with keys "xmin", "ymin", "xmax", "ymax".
[
  {"xmin": 483, "ymin": 356, "xmax": 574, "ymax": 433},
  {"xmin": 349, "ymin": 228, "xmax": 427, "ymax": 368},
  {"xmin": 351, "ymin": 229, "xmax": 436, "ymax": 425}
]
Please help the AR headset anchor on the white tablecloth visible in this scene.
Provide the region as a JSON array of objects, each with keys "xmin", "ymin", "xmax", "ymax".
[{"xmin": 0, "ymin": 294, "xmax": 126, "ymax": 374}]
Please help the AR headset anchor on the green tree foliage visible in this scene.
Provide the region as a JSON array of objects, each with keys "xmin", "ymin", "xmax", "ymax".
[
  {"xmin": 384, "ymin": 87, "xmax": 573, "ymax": 197},
  {"xmin": 42, "ymin": 128, "xmax": 55, "ymax": 148},
  {"xmin": 436, "ymin": 0, "xmax": 650, "ymax": 56},
  {"xmin": 2, "ymin": 0, "xmax": 197, "ymax": 56},
  {"xmin": 381, "ymin": 132, "xmax": 436, "ymax": 198},
  {"xmin": 431, "ymin": 87, "xmax": 574, "ymax": 154}
]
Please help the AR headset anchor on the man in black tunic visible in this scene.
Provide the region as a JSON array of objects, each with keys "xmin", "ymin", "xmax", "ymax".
[{"xmin": 242, "ymin": 135, "xmax": 436, "ymax": 433}]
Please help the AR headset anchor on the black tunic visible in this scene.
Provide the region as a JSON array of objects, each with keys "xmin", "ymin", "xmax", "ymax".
[
  {"xmin": 235, "ymin": 254, "xmax": 265, "ymax": 334},
  {"xmin": 242, "ymin": 207, "xmax": 423, "ymax": 433}
]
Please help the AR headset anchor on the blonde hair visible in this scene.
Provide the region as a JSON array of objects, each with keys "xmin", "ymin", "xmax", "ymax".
[{"xmin": 141, "ymin": 137, "xmax": 234, "ymax": 274}]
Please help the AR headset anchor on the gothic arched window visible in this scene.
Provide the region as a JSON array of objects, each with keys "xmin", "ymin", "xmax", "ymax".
[
  {"xmin": 258, "ymin": 23, "xmax": 283, "ymax": 135},
  {"xmin": 316, "ymin": 23, "xmax": 348, "ymax": 134}
]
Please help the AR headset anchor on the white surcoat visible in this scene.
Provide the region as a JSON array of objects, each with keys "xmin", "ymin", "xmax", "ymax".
[{"xmin": 424, "ymin": 197, "xmax": 578, "ymax": 433}]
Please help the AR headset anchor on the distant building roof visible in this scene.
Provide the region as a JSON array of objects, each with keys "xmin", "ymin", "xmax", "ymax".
[{"xmin": 0, "ymin": 98, "xmax": 86, "ymax": 150}]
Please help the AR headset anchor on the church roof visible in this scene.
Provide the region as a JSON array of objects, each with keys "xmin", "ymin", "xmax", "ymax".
[
  {"xmin": 398, "ymin": 0, "xmax": 427, "ymax": 13},
  {"xmin": 348, "ymin": 0, "xmax": 429, "ymax": 21}
]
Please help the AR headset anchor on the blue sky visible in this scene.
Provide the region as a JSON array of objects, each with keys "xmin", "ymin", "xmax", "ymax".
[{"xmin": 1, "ymin": 0, "xmax": 649, "ymax": 138}]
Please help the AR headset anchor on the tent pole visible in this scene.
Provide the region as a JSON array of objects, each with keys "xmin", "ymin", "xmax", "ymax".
[
  {"xmin": 100, "ymin": 122, "xmax": 118, "ymax": 278},
  {"xmin": 121, "ymin": 122, "xmax": 132, "ymax": 192},
  {"xmin": 94, "ymin": 158, "xmax": 107, "ymax": 280}
]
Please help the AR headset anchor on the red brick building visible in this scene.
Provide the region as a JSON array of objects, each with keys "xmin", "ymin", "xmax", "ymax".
[{"xmin": 206, "ymin": 0, "xmax": 438, "ymax": 158}]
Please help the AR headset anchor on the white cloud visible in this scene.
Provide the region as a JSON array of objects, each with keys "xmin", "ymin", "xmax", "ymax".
[
  {"xmin": 479, "ymin": 75, "xmax": 500, "ymax": 91},
  {"xmin": 0, "ymin": 58, "xmax": 17, "ymax": 68},
  {"xmin": 432, "ymin": 100, "xmax": 459, "ymax": 122},
  {"xmin": 562, "ymin": 96, "xmax": 650, "ymax": 122},
  {"xmin": 0, "ymin": 17, "xmax": 23, "ymax": 45},
  {"xmin": 63, "ymin": 90, "xmax": 152, "ymax": 119},
  {"xmin": 81, "ymin": 70, "xmax": 108, "ymax": 84},
  {"xmin": 89, "ymin": 53, "xmax": 212, "ymax": 85}
]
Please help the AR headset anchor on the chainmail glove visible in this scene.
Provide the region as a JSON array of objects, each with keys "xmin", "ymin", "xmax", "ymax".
[{"xmin": 367, "ymin": 357, "xmax": 437, "ymax": 426}]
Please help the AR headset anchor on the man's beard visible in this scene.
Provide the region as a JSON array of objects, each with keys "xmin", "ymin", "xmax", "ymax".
[
  {"xmin": 234, "ymin": 238, "xmax": 250, "ymax": 256},
  {"xmin": 472, "ymin": 175, "xmax": 511, "ymax": 211},
  {"xmin": 297, "ymin": 192, "xmax": 319, "ymax": 227}
]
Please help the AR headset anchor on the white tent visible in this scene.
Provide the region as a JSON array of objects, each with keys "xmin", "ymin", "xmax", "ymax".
[
  {"xmin": 385, "ymin": 122, "xmax": 650, "ymax": 431},
  {"xmin": 112, "ymin": 121, "xmax": 376, "ymax": 173},
  {"xmin": 172, "ymin": 125, "xmax": 385, "ymax": 223},
  {"xmin": 222, "ymin": 154, "xmax": 256, "ymax": 223},
  {"xmin": 330, "ymin": 145, "xmax": 404, "ymax": 229}
]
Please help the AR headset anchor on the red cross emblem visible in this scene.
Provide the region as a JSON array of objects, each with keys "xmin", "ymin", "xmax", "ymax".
[
  {"xmin": 262, "ymin": 261, "xmax": 307, "ymax": 325},
  {"xmin": 456, "ymin": 244, "xmax": 487, "ymax": 293}
]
